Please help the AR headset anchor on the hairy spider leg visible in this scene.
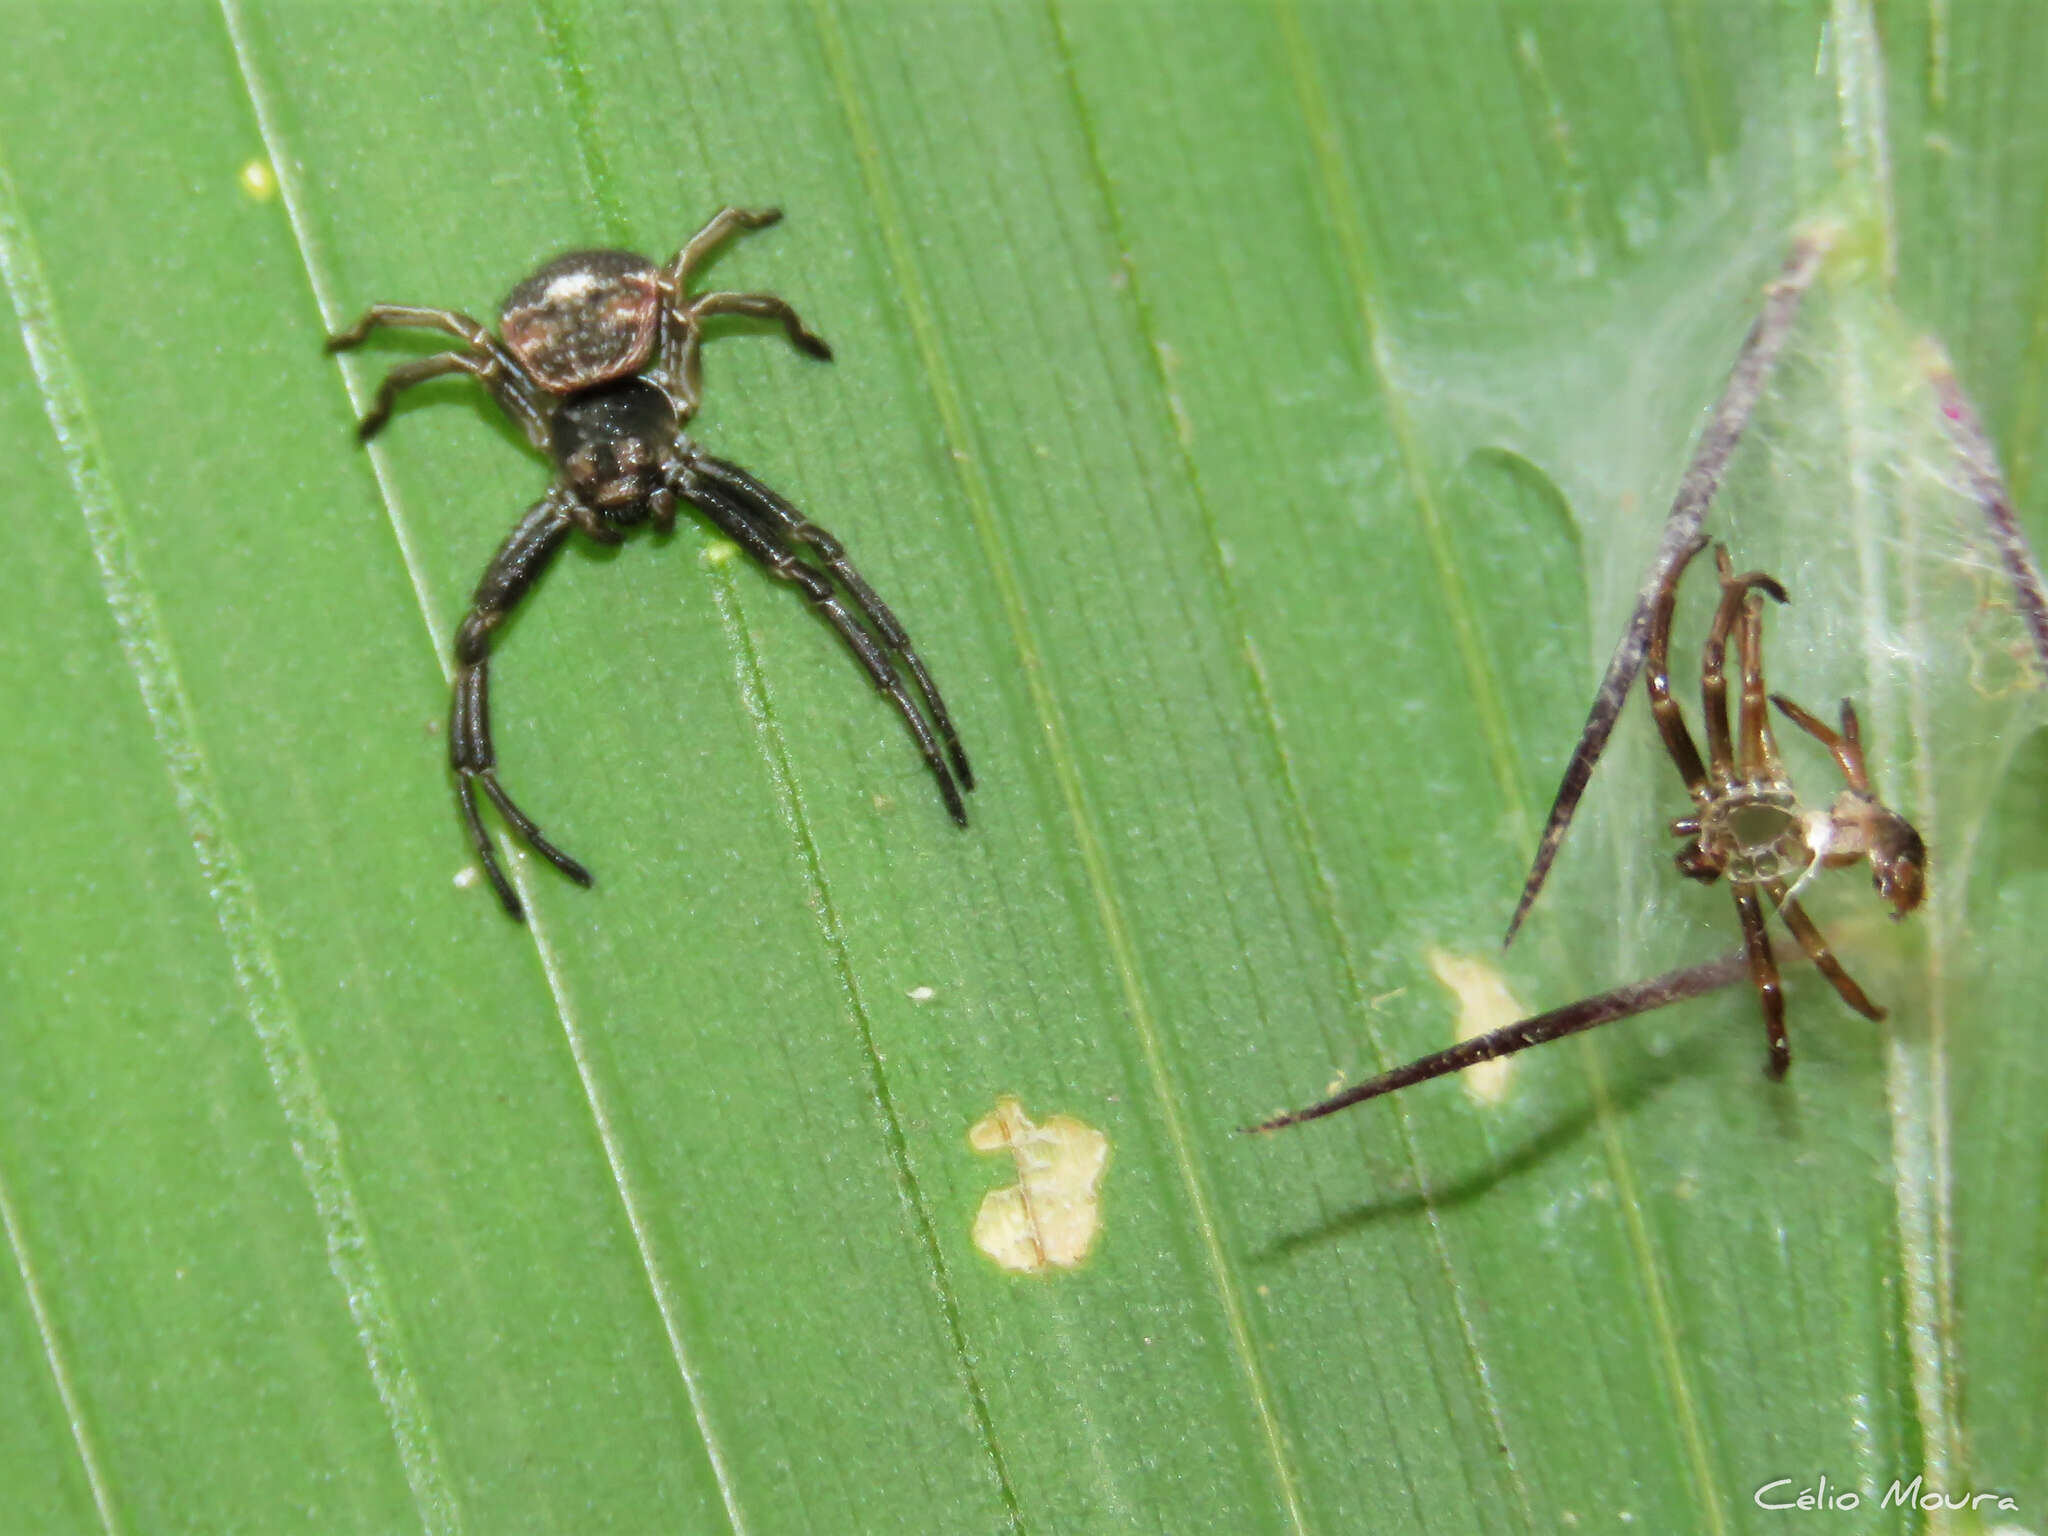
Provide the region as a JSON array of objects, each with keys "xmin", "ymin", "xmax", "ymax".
[
  {"xmin": 1244, "ymin": 950, "xmax": 1752, "ymax": 1132},
  {"xmin": 672, "ymin": 464, "xmax": 970, "ymax": 826},
  {"xmin": 326, "ymin": 304, "xmax": 550, "ymax": 448},
  {"xmin": 692, "ymin": 454, "xmax": 973, "ymax": 792},
  {"xmin": 450, "ymin": 494, "xmax": 593, "ymax": 919}
]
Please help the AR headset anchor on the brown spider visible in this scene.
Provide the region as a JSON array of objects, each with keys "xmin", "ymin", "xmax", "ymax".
[
  {"xmin": 1248, "ymin": 536, "xmax": 1925, "ymax": 1133},
  {"xmin": 327, "ymin": 209, "xmax": 972, "ymax": 919},
  {"xmin": 1647, "ymin": 535, "xmax": 1925, "ymax": 1078},
  {"xmin": 1504, "ymin": 237, "xmax": 2048, "ymax": 951}
]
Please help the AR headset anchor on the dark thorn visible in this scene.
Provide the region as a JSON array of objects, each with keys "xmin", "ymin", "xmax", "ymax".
[
  {"xmin": 1243, "ymin": 950, "xmax": 1750, "ymax": 1133},
  {"xmin": 1925, "ymin": 348, "xmax": 2048, "ymax": 676}
]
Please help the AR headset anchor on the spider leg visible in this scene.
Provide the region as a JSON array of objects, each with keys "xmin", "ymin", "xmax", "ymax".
[
  {"xmin": 450, "ymin": 494, "xmax": 591, "ymax": 920},
  {"xmin": 1701, "ymin": 549, "xmax": 1789, "ymax": 781},
  {"xmin": 653, "ymin": 209, "xmax": 799, "ymax": 420},
  {"xmin": 692, "ymin": 454, "xmax": 972, "ymax": 791},
  {"xmin": 347, "ymin": 352, "xmax": 544, "ymax": 449},
  {"xmin": 351, "ymin": 353, "xmax": 473, "ymax": 440},
  {"xmin": 687, "ymin": 292, "xmax": 834, "ymax": 363},
  {"xmin": 328, "ymin": 303, "xmax": 492, "ymax": 350},
  {"xmin": 1733, "ymin": 883, "xmax": 1791, "ymax": 1078},
  {"xmin": 1769, "ymin": 692, "xmax": 1871, "ymax": 793},
  {"xmin": 673, "ymin": 464, "xmax": 969, "ymax": 826},
  {"xmin": 654, "ymin": 294, "xmax": 832, "ymax": 425},
  {"xmin": 326, "ymin": 304, "xmax": 549, "ymax": 449},
  {"xmin": 1764, "ymin": 879, "xmax": 1885, "ymax": 1021},
  {"xmin": 1646, "ymin": 534, "xmax": 1712, "ymax": 793},
  {"xmin": 1735, "ymin": 583, "xmax": 1781, "ymax": 779},
  {"xmin": 664, "ymin": 206, "xmax": 784, "ymax": 288},
  {"xmin": 655, "ymin": 315, "xmax": 707, "ymax": 422}
]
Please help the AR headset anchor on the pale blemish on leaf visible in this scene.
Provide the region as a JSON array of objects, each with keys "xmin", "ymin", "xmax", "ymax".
[
  {"xmin": 237, "ymin": 158, "xmax": 275, "ymax": 200},
  {"xmin": 968, "ymin": 1097, "xmax": 1107, "ymax": 1274},
  {"xmin": 1425, "ymin": 946, "xmax": 1528, "ymax": 1105}
]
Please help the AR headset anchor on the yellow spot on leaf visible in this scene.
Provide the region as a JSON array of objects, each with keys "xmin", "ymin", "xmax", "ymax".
[
  {"xmin": 968, "ymin": 1097, "xmax": 1107, "ymax": 1274},
  {"xmin": 1425, "ymin": 946, "xmax": 1527, "ymax": 1105},
  {"xmin": 238, "ymin": 159, "xmax": 276, "ymax": 200}
]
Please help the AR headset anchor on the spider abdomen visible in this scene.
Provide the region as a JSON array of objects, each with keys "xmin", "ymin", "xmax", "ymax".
[{"xmin": 501, "ymin": 249, "xmax": 664, "ymax": 394}]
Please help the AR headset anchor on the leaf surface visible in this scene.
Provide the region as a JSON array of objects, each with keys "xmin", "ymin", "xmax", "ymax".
[{"xmin": 1, "ymin": 3, "xmax": 2042, "ymax": 1532}]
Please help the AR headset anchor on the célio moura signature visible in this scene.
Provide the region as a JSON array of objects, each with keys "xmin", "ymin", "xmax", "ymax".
[{"xmin": 1753, "ymin": 1474, "xmax": 2018, "ymax": 1515}]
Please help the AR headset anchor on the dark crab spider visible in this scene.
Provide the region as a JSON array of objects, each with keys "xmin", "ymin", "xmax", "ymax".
[
  {"xmin": 328, "ymin": 208, "xmax": 973, "ymax": 919},
  {"xmin": 1250, "ymin": 536, "xmax": 1925, "ymax": 1132}
]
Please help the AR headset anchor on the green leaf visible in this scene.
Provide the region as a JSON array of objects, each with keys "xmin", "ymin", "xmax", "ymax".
[{"xmin": 2, "ymin": 2, "xmax": 2042, "ymax": 1532}]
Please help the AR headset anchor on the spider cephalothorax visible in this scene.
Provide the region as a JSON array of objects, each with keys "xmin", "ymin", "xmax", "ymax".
[
  {"xmin": 328, "ymin": 208, "xmax": 973, "ymax": 920},
  {"xmin": 1688, "ymin": 782, "xmax": 1807, "ymax": 885},
  {"xmin": 551, "ymin": 379, "xmax": 680, "ymax": 520},
  {"xmin": 1649, "ymin": 538, "xmax": 1926, "ymax": 1077}
]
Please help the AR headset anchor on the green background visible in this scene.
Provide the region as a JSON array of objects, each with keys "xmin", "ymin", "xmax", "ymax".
[{"xmin": 1, "ymin": 2, "xmax": 2042, "ymax": 1532}]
